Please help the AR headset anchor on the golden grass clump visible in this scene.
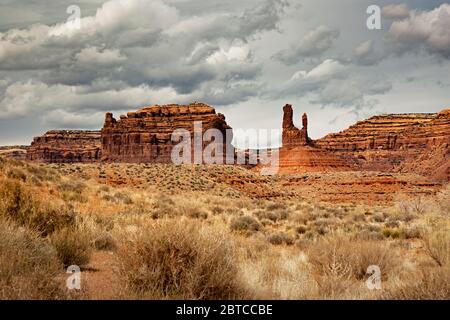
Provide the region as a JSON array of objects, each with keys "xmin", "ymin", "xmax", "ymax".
[
  {"xmin": 306, "ymin": 234, "xmax": 400, "ymax": 299},
  {"xmin": 383, "ymin": 267, "xmax": 450, "ymax": 300},
  {"xmin": 0, "ymin": 219, "xmax": 65, "ymax": 299},
  {"xmin": 422, "ymin": 219, "xmax": 450, "ymax": 267},
  {"xmin": 0, "ymin": 179, "xmax": 75, "ymax": 236},
  {"xmin": 50, "ymin": 227, "xmax": 92, "ymax": 267},
  {"xmin": 116, "ymin": 219, "xmax": 249, "ymax": 299}
]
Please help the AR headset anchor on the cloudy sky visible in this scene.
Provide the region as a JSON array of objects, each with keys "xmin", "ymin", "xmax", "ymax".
[{"xmin": 0, "ymin": 0, "xmax": 449, "ymax": 146}]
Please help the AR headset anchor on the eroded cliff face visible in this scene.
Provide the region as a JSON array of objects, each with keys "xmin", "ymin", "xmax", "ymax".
[
  {"xmin": 26, "ymin": 130, "xmax": 101, "ymax": 163},
  {"xmin": 282, "ymin": 104, "xmax": 309, "ymax": 147},
  {"xmin": 23, "ymin": 102, "xmax": 449, "ymax": 182},
  {"xmin": 0, "ymin": 146, "xmax": 28, "ymax": 160},
  {"xmin": 101, "ymin": 103, "xmax": 232, "ymax": 163},
  {"xmin": 315, "ymin": 109, "xmax": 450, "ymax": 181},
  {"xmin": 276, "ymin": 104, "xmax": 353, "ymax": 174}
]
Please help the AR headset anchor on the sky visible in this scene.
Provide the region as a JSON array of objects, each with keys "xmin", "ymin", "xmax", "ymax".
[{"xmin": 0, "ymin": 0, "xmax": 449, "ymax": 146}]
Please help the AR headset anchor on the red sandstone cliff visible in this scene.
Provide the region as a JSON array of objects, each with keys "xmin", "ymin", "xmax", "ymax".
[
  {"xmin": 316, "ymin": 109, "xmax": 450, "ymax": 181},
  {"xmin": 23, "ymin": 102, "xmax": 449, "ymax": 182},
  {"xmin": 0, "ymin": 146, "xmax": 28, "ymax": 160},
  {"xmin": 276, "ymin": 104, "xmax": 353, "ymax": 174},
  {"xmin": 101, "ymin": 103, "xmax": 232, "ymax": 163},
  {"xmin": 26, "ymin": 130, "xmax": 101, "ymax": 163}
]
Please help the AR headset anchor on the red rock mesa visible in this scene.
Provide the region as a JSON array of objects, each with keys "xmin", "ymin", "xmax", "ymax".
[
  {"xmin": 101, "ymin": 102, "xmax": 232, "ymax": 163},
  {"xmin": 316, "ymin": 108, "xmax": 450, "ymax": 181},
  {"xmin": 24, "ymin": 102, "xmax": 450, "ymax": 182},
  {"xmin": 26, "ymin": 130, "xmax": 101, "ymax": 163}
]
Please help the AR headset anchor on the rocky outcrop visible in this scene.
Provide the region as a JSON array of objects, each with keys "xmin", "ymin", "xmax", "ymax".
[
  {"xmin": 316, "ymin": 109, "xmax": 450, "ymax": 180},
  {"xmin": 282, "ymin": 104, "xmax": 309, "ymax": 147},
  {"xmin": 0, "ymin": 146, "xmax": 28, "ymax": 161},
  {"xmin": 276, "ymin": 104, "xmax": 353, "ymax": 174},
  {"xmin": 101, "ymin": 103, "xmax": 232, "ymax": 163},
  {"xmin": 26, "ymin": 130, "xmax": 101, "ymax": 163},
  {"xmin": 23, "ymin": 101, "xmax": 449, "ymax": 181}
]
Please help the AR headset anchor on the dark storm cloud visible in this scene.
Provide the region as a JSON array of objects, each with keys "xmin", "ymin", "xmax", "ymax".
[
  {"xmin": 273, "ymin": 26, "xmax": 340, "ymax": 65},
  {"xmin": 0, "ymin": 0, "xmax": 449, "ymax": 144}
]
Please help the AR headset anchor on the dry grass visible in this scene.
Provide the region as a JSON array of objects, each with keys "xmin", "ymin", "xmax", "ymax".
[
  {"xmin": 383, "ymin": 267, "xmax": 450, "ymax": 299},
  {"xmin": 238, "ymin": 241, "xmax": 317, "ymax": 299},
  {"xmin": 306, "ymin": 234, "xmax": 401, "ymax": 299},
  {"xmin": 230, "ymin": 215, "xmax": 262, "ymax": 234},
  {"xmin": 50, "ymin": 227, "xmax": 92, "ymax": 267},
  {"xmin": 1, "ymin": 157, "xmax": 449, "ymax": 300},
  {"xmin": 0, "ymin": 219, "xmax": 65, "ymax": 299},
  {"xmin": 422, "ymin": 219, "xmax": 450, "ymax": 267},
  {"xmin": 116, "ymin": 219, "xmax": 249, "ymax": 299},
  {"xmin": 0, "ymin": 178, "xmax": 75, "ymax": 236}
]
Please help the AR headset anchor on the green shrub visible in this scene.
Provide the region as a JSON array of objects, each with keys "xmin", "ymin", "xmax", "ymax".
[
  {"xmin": 6, "ymin": 167, "xmax": 27, "ymax": 181},
  {"xmin": 151, "ymin": 194, "xmax": 176, "ymax": 218},
  {"xmin": 58, "ymin": 180, "xmax": 88, "ymax": 203},
  {"xmin": 255, "ymin": 209, "xmax": 289, "ymax": 222},
  {"xmin": 93, "ymin": 232, "xmax": 116, "ymax": 251},
  {"xmin": 296, "ymin": 225, "xmax": 308, "ymax": 234},
  {"xmin": 382, "ymin": 228, "xmax": 401, "ymax": 239}
]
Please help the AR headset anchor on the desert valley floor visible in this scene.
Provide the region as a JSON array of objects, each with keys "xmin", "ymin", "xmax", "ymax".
[{"xmin": 1, "ymin": 157, "xmax": 449, "ymax": 299}]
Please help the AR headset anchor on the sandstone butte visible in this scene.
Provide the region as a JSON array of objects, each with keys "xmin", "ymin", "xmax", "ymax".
[
  {"xmin": 27, "ymin": 130, "xmax": 101, "ymax": 163},
  {"xmin": 24, "ymin": 102, "xmax": 450, "ymax": 182},
  {"xmin": 275, "ymin": 104, "xmax": 353, "ymax": 174},
  {"xmin": 101, "ymin": 102, "xmax": 232, "ymax": 163},
  {"xmin": 27, "ymin": 103, "xmax": 232, "ymax": 164}
]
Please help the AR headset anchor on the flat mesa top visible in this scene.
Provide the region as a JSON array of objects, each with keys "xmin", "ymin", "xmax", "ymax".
[{"xmin": 134, "ymin": 103, "xmax": 216, "ymax": 116}]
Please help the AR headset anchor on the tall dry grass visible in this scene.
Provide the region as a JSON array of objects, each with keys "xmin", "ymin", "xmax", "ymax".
[
  {"xmin": 116, "ymin": 218, "xmax": 250, "ymax": 299},
  {"xmin": 0, "ymin": 219, "xmax": 65, "ymax": 299}
]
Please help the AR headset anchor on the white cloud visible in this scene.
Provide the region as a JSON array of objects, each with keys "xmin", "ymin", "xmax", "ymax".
[
  {"xmin": 354, "ymin": 40, "xmax": 373, "ymax": 58},
  {"xmin": 206, "ymin": 45, "xmax": 250, "ymax": 65},
  {"xmin": 49, "ymin": 0, "xmax": 179, "ymax": 38},
  {"xmin": 388, "ymin": 4, "xmax": 450, "ymax": 58},
  {"xmin": 75, "ymin": 47, "xmax": 126, "ymax": 66},
  {"xmin": 277, "ymin": 59, "xmax": 392, "ymax": 109},
  {"xmin": 291, "ymin": 59, "xmax": 346, "ymax": 82},
  {"xmin": 0, "ymin": 0, "xmax": 449, "ymax": 145},
  {"xmin": 381, "ymin": 3, "xmax": 410, "ymax": 19}
]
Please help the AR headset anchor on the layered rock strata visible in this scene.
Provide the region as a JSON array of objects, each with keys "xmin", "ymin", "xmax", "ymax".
[
  {"xmin": 0, "ymin": 146, "xmax": 28, "ymax": 160},
  {"xmin": 26, "ymin": 130, "xmax": 101, "ymax": 163},
  {"xmin": 316, "ymin": 109, "xmax": 450, "ymax": 180},
  {"xmin": 101, "ymin": 103, "xmax": 232, "ymax": 163},
  {"xmin": 276, "ymin": 104, "xmax": 353, "ymax": 174}
]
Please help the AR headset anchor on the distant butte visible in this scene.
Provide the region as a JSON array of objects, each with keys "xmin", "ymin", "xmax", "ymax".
[
  {"xmin": 275, "ymin": 104, "xmax": 353, "ymax": 174},
  {"xmin": 22, "ymin": 102, "xmax": 450, "ymax": 182},
  {"xmin": 27, "ymin": 130, "xmax": 101, "ymax": 163}
]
